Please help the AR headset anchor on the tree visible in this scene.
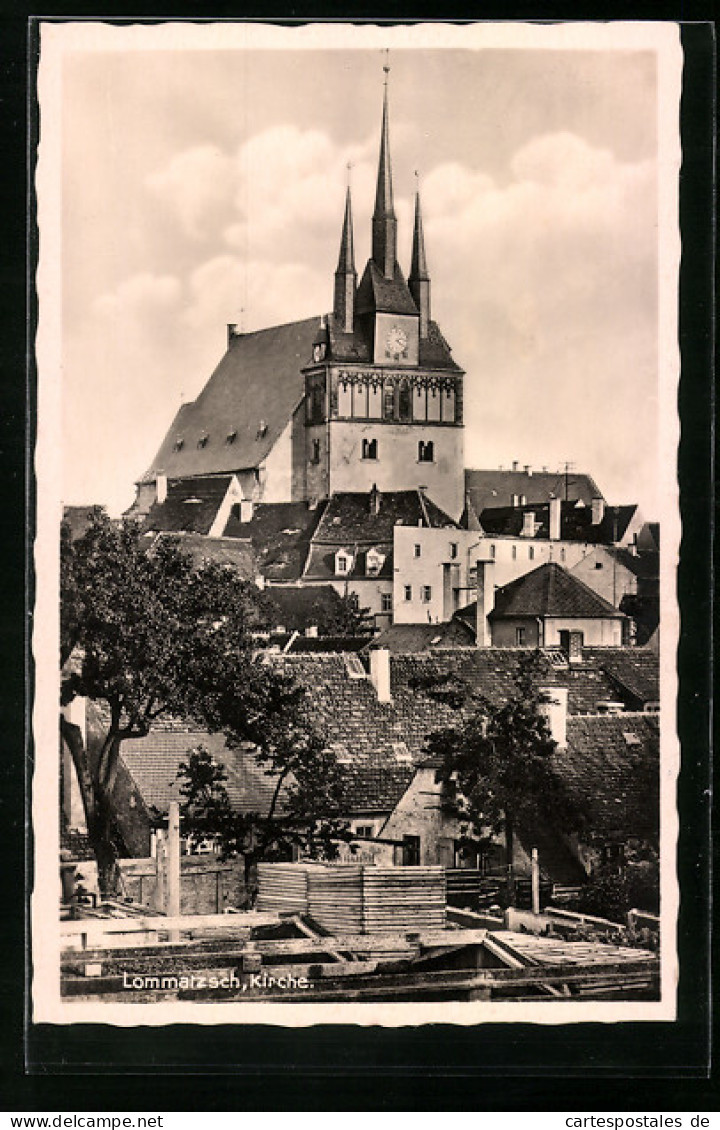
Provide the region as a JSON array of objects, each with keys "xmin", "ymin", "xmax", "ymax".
[
  {"xmin": 422, "ymin": 652, "xmax": 586, "ymax": 903},
  {"xmin": 175, "ymin": 743, "xmax": 349, "ymax": 905},
  {"xmin": 60, "ymin": 511, "xmax": 342, "ymax": 896}
]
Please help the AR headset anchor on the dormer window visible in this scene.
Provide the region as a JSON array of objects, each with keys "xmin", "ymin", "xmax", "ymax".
[
  {"xmin": 173, "ymin": 437, "xmax": 184, "ymax": 452},
  {"xmin": 197, "ymin": 434, "xmax": 209, "ymax": 449},
  {"xmin": 312, "ymin": 342, "xmax": 326, "ymax": 363},
  {"xmin": 335, "ymin": 548, "xmax": 353, "ymax": 576},
  {"xmin": 366, "ymin": 547, "xmax": 385, "ymax": 577},
  {"xmin": 225, "ymin": 430, "xmax": 237, "ymax": 445},
  {"xmin": 418, "ymin": 440, "xmax": 434, "ymax": 463},
  {"xmin": 257, "ymin": 420, "xmax": 268, "ymax": 439}
]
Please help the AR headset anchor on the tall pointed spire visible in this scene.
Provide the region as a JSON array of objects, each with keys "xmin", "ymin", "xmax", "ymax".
[
  {"xmin": 409, "ymin": 177, "xmax": 430, "ymax": 337},
  {"xmin": 334, "ymin": 181, "xmax": 356, "ymax": 334},
  {"xmin": 371, "ymin": 59, "xmax": 397, "ymax": 280}
]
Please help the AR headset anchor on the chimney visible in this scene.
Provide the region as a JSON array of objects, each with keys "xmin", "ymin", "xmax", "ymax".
[
  {"xmin": 475, "ymin": 559, "xmax": 495, "ymax": 648},
  {"xmin": 591, "ymin": 497, "xmax": 605, "ymax": 525},
  {"xmin": 539, "ymin": 686, "xmax": 568, "ymax": 749},
  {"xmin": 369, "ymin": 483, "xmax": 381, "ymax": 516},
  {"xmin": 548, "ymin": 496, "xmax": 561, "ymax": 541},
  {"xmin": 524, "ymin": 465, "xmax": 532, "ymax": 476},
  {"xmin": 521, "ymin": 511, "xmax": 536, "ymax": 538},
  {"xmin": 369, "ymin": 647, "xmax": 392, "ymax": 703},
  {"xmin": 239, "ymin": 499, "xmax": 254, "ymax": 523},
  {"xmin": 512, "ymin": 460, "xmax": 519, "ymax": 472},
  {"xmin": 227, "ymin": 323, "xmax": 239, "ymax": 346},
  {"xmin": 156, "ymin": 473, "xmax": 167, "ymax": 504}
]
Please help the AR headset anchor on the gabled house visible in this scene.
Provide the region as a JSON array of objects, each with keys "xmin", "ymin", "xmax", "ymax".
[
  {"xmin": 302, "ymin": 487, "xmax": 457, "ymax": 623},
  {"xmin": 455, "ymin": 561, "xmax": 629, "ymax": 649}
]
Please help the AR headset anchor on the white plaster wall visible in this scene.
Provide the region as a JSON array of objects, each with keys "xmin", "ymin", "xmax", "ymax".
[
  {"xmin": 327, "ymin": 420, "xmax": 465, "ymax": 520},
  {"xmin": 570, "ymin": 547, "xmax": 638, "ymax": 608},
  {"xmin": 259, "ymin": 419, "xmax": 294, "ymax": 503}
]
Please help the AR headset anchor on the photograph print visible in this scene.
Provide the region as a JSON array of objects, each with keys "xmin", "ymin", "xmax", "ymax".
[{"xmin": 34, "ymin": 20, "xmax": 682, "ymax": 1026}]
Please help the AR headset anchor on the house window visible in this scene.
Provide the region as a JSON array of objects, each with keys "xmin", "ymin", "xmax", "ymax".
[
  {"xmin": 310, "ymin": 439, "xmax": 321, "ymax": 464},
  {"xmin": 490, "ymin": 544, "xmax": 496, "ymax": 559},
  {"xmin": 361, "ymin": 438, "xmax": 379, "ymax": 461},
  {"xmin": 404, "ymin": 585, "xmax": 412, "ymax": 602},
  {"xmin": 449, "ymin": 542, "xmax": 458, "ymax": 559},
  {"xmin": 418, "ymin": 440, "xmax": 434, "ymax": 463},
  {"xmin": 335, "ymin": 551, "xmax": 353, "ymax": 575},
  {"xmin": 381, "ymin": 593, "xmax": 393, "ymax": 613},
  {"xmin": 337, "ymin": 558, "xmax": 348, "ymax": 574},
  {"xmin": 197, "ymin": 434, "xmax": 209, "ymax": 449},
  {"xmin": 355, "ymin": 825, "xmax": 374, "ymax": 839},
  {"xmin": 595, "ymin": 561, "xmax": 604, "ymax": 569},
  {"xmin": 560, "ymin": 548, "xmax": 566, "ymax": 562},
  {"xmin": 413, "ymin": 544, "xmax": 422, "ymax": 558},
  {"xmin": 421, "ymin": 585, "xmax": 432, "ymax": 603},
  {"xmin": 402, "ymin": 835, "xmax": 421, "ymax": 866},
  {"xmin": 528, "ymin": 546, "xmax": 535, "ymax": 560},
  {"xmin": 511, "ymin": 545, "xmax": 517, "ymax": 560},
  {"xmin": 225, "ymin": 430, "xmax": 237, "ymax": 445},
  {"xmin": 173, "ymin": 437, "xmax": 184, "ymax": 452},
  {"xmin": 515, "ymin": 627, "xmax": 526, "ymax": 645}
]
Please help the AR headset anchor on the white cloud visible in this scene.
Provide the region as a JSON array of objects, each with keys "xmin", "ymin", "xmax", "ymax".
[{"xmin": 146, "ymin": 145, "xmax": 235, "ymax": 238}]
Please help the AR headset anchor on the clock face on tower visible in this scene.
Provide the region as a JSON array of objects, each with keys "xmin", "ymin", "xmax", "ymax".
[{"xmin": 385, "ymin": 325, "xmax": 408, "ymax": 360}]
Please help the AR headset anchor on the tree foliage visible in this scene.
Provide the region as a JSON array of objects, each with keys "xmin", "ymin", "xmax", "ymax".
[
  {"xmin": 176, "ymin": 744, "xmax": 349, "ymax": 903},
  {"xmin": 423, "ymin": 652, "xmax": 586, "ymax": 894},
  {"xmin": 60, "ymin": 511, "xmax": 344, "ymax": 894}
]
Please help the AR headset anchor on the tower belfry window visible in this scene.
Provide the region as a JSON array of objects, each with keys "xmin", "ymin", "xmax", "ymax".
[
  {"xmin": 418, "ymin": 440, "xmax": 434, "ymax": 463},
  {"xmin": 362, "ymin": 438, "xmax": 378, "ymax": 461}
]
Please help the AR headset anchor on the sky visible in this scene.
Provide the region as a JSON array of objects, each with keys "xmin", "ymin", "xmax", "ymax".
[{"xmin": 48, "ymin": 24, "xmax": 673, "ymax": 519}]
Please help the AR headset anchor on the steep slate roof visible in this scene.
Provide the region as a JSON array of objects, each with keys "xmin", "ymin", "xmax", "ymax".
[
  {"xmin": 139, "ymin": 316, "xmax": 320, "ymax": 484},
  {"xmin": 356, "ymin": 259, "xmax": 419, "ymax": 317},
  {"xmin": 464, "ymin": 469, "xmax": 605, "ymax": 515},
  {"xmin": 478, "ymin": 501, "xmax": 640, "ymax": 546},
  {"xmin": 487, "ymin": 562, "xmax": 624, "ymax": 621},
  {"xmin": 223, "ymin": 501, "xmax": 325, "ymax": 582},
  {"xmin": 304, "ymin": 543, "xmax": 394, "ymax": 582},
  {"xmin": 120, "ymin": 730, "xmax": 291, "ymax": 817},
  {"xmin": 327, "ymin": 312, "xmax": 461, "ymax": 371},
  {"xmin": 142, "ymin": 476, "xmax": 233, "ymax": 535},
  {"xmin": 557, "ymin": 713, "xmax": 659, "ymax": 842},
  {"xmin": 312, "ymin": 490, "xmax": 457, "ymax": 545}
]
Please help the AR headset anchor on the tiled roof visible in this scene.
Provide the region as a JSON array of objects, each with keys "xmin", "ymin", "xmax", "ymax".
[
  {"xmin": 612, "ymin": 548, "xmax": 659, "ymax": 580},
  {"xmin": 223, "ymin": 501, "xmax": 325, "ymax": 582},
  {"xmin": 303, "ymin": 543, "xmax": 394, "ymax": 582},
  {"xmin": 584, "ymin": 648, "xmax": 659, "ymax": 707},
  {"xmin": 120, "ymin": 730, "xmax": 290, "ymax": 816},
  {"xmin": 371, "ymin": 620, "xmax": 476, "ymax": 653},
  {"xmin": 311, "ymin": 490, "xmax": 457, "ymax": 545},
  {"xmin": 478, "ymin": 501, "xmax": 639, "ymax": 546},
  {"xmin": 260, "ymin": 584, "xmax": 358, "ymax": 633},
  {"xmin": 142, "ymin": 476, "xmax": 232, "ymax": 536},
  {"xmin": 62, "ymin": 505, "xmax": 101, "ymax": 542},
  {"xmin": 152, "ymin": 531, "xmax": 256, "ymax": 576},
  {"xmin": 487, "ymin": 563, "xmax": 624, "ymax": 621},
  {"xmin": 139, "ymin": 316, "xmax": 320, "ymax": 483},
  {"xmin": 557, "ymin": 713, "xmax": 659, "ymax": 841},
  {"xmin": 464, "ymin": 469, "xmax": 605, "ymax": 515}
]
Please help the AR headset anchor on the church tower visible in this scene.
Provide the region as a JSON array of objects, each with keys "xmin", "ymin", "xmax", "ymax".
[{"xmin": 303, "ymin": 68, "xmax": 465, "ymax": 520}]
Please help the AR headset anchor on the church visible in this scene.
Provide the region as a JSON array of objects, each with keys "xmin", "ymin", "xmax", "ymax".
[
  {"xmin": 129, "ymin": 75, "xmax": 466, "ymax": 527},
  {"xmin": 127, "ymin": 72, "xmax": 650, "ymax": 633}
]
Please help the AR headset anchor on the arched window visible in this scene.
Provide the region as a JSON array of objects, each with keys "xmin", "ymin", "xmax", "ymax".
[
  {"xmin": 418, "ymin": 440, "xmax": 434, "ymax": 463},
  {"xmin": 362, "ymin": 438, "xmax": 378, "ymax": 460}
]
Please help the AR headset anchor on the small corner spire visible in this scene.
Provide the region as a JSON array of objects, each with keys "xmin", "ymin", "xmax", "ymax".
[
  {"xmin": 409, "ymin": 172, "xmax": 431, "ymax": 337},
  {"xmin": 334, "ymin": 179, "xmax": 357, "ymax": 334}
]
